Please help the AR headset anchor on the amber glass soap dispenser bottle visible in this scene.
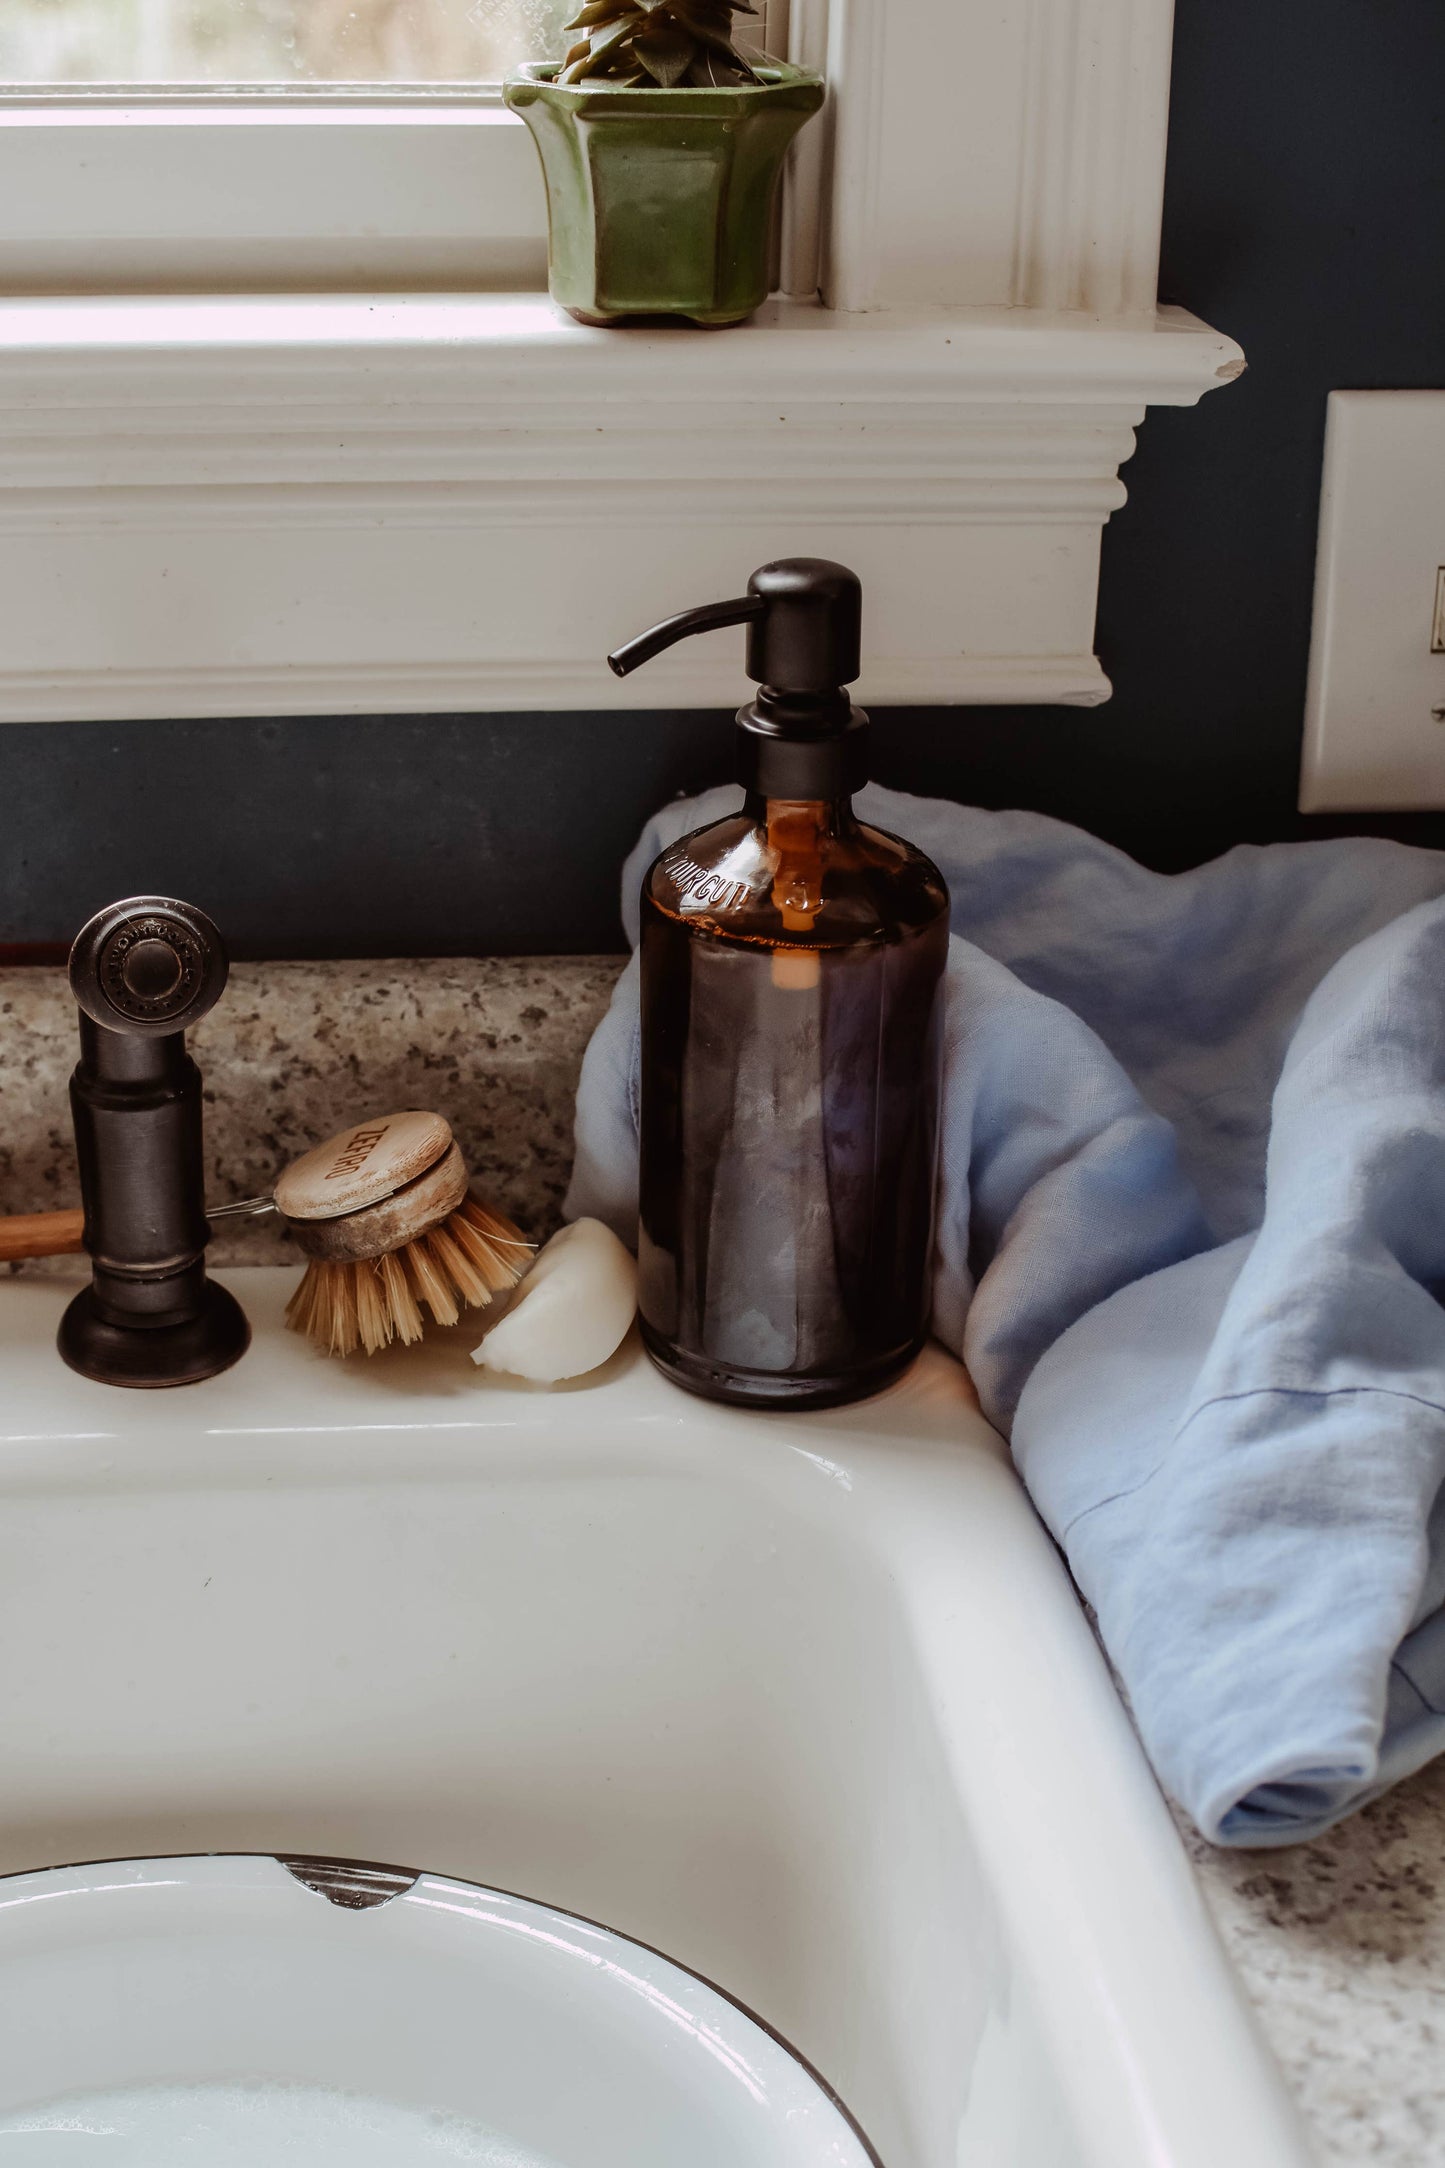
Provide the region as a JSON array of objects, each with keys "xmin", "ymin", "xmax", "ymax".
[{"xmin": 610, "ymin": 559, "xmax": 950, "ymax": 1410}]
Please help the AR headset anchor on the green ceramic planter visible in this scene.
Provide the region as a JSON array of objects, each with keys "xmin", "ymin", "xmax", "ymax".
[{"xmin": 504, "ymin": 60, "xmax": 824, "ymax": 327}]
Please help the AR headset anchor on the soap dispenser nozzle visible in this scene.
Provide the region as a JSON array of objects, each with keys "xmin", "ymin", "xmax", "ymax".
[
  {"xmin": 608, "ymin": 558, "xmax": 868, "ymax": 800},
  {"xmin": 608, "ymin": 594, "xmax": 763, "ymax": 680}
]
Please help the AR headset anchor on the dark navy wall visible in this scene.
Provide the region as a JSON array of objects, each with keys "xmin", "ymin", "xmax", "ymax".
[{"xmin": 4, "ymin": 0, "xmax": 1444, "ymax": 960}]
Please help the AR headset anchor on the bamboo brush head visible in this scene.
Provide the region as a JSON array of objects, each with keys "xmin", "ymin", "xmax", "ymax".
[{"xmin": 276, "ymin": 1111, "xmax": 530, "ymax": 1358}]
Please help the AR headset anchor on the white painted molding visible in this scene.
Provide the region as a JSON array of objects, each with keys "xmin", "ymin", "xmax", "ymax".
[
  {"xmin": 0, "ymin": 101, "xmax": 547, "ymax": 295},
  {"xmin": 0, "ymin": 658, "xmax": 1111, "ymax": 725},
  {"xmin": 778, "ymin": 0, "xmax": 831, "ymax": 299},
  {"xmin": 824, "ymin": 0, "xmax": 1177, "ymax": 315},
  {"xmin": 1011, "ymin": 0, "xmax": 1175, "ymax": 315},
  {"xmin": 0, "ymin": 295, "xmax": 1242, "ymax": 724}
]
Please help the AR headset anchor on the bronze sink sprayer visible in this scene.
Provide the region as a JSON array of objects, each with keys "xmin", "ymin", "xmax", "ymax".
[{"xmin": 58, "ymin": 896, "xmax": 250, "ymax": 1389}]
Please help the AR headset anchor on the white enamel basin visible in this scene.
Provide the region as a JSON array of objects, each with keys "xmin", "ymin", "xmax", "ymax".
[
  {"xmin": 0, "ymin": 1269, "xmax": 1309, "ymax": 2168},
  {"xmin": 0, "ymin": 1854, "xmax": 877, "ymax": 2164}
]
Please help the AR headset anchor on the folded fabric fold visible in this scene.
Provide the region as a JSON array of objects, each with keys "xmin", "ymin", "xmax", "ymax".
[{"xmin": 566, "ymin": 783, "xmax": 1445, "ymax": 1844}]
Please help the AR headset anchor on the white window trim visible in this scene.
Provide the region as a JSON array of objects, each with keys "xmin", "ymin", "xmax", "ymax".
[
  {"xmin": 0, "ymin": 0, "xmax": 796, "ymax": 296},
  {"xmin": 0, "ymin": 94, "xmax": 547, "ymax": 293},
  {"xmin": 0, "ymin": 0, "xmax": 1244, "ymax": 723}
]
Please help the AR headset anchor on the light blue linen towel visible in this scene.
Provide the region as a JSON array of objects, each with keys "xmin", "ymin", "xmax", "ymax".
[{"xmin": 565, "ymin": 783, "xmax": 1445, "ymax": 1845}]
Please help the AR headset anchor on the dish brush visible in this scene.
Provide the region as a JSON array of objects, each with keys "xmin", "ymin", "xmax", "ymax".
[{"xmin": 270, "ymin": 1110, "xmax": 531, "ymax": 1357}]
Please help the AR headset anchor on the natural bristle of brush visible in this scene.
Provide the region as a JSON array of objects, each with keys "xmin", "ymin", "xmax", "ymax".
[
  {"xmin": 284, "ymin": 1194, "xmax": 531, "ymax": 1358},
  {"xmin": 274, "ymin": 1108, "xmax": 532, "ymax": 1358}
]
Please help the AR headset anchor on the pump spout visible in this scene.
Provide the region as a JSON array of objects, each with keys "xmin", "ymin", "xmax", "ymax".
[{"xmin": 608, "ymin": 594, "xmax": 764, "ymax": 679}]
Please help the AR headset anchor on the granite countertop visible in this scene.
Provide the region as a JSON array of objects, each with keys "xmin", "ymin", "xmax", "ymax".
[
  {"xmin": 1184, "ymin": 1762, "xmax": 1445, "ymax": 2166},
  {"xmin": 2, "ymin": 949, "xmax": 1441, "ymax": 2165}
]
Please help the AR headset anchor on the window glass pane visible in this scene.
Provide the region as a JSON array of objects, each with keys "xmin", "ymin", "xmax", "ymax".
[{"xmin": 0, "ymin": 0, "xmax": 574, "ymax": 85}]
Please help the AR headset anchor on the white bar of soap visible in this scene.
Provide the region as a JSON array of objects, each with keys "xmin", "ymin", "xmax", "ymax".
[{"xmin": 470, "ymin": 1217, "xmax": 637, "ymax": 1382}]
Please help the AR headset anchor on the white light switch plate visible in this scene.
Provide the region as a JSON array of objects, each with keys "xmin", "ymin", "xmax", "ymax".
[{"xmin": 1300, "ymin": 391, "xmax": 1445, "ymax": 811}]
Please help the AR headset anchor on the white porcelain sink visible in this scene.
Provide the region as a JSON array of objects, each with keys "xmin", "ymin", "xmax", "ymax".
[{"xmin": 0, "ymin": 1269, "xmax": 1310, "ymax": 2168}]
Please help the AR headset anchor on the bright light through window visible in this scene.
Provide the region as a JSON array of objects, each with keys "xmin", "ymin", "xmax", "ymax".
[{"xmin": 0, "ymin": 0, "xmax": 575, "ymax": 85}]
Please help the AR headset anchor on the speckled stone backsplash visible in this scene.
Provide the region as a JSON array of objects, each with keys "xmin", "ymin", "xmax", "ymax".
[{"xmin": 0, "ymin": 957, "xmax": 625, "ymax": 1267}]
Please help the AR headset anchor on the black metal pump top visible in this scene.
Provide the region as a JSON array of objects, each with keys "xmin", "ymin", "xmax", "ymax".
[{"xmin": 609, "ymin": 558, "xmax": 868, "ymax": 799}]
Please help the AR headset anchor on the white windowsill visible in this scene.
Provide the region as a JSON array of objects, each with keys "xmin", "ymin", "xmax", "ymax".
[
  {"xmin": 0, "ymin": 295, "xmax": 1244, "ymax": 722},
  {"xmin": 0, "ymin": 290, "xmax": 1242, "ymax": 395}
]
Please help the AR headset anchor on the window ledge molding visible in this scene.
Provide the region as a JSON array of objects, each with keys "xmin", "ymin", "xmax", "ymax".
[{"xmin": 0, "ymin": 295, "xmax": 1242, "ymax": 724}]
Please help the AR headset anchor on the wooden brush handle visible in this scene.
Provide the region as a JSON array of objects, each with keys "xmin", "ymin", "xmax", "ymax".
[{"xmin": 0, "ymin": 1208, "xmax": 86, "ymax": 1262}]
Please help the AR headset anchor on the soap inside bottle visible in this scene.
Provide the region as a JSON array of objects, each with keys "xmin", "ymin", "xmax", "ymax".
[{"xmin": 638, "ymin": 792, "xmax": 949, "ymax": 1409}]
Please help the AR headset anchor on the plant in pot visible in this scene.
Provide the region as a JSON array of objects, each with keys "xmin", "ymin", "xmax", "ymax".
[{"xmin": 504, "ymin": 0, "xmax": 823, "ymax": 327}]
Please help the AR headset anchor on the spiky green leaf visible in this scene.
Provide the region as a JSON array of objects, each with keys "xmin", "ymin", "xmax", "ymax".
[
  {"xmin": 670, "ymin": 14, "xmax": 756, "ymax": 76},
  {"xmin": 634, "ymin": 21, "xmax": 696, "ymax": 84},
  {"xmin": 562, "ymin": 0, "xmax": 631, "ymax": 29},
  {"xmin": 585, "ymin": 15, "xmax": 638, "ymax": 63}
]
